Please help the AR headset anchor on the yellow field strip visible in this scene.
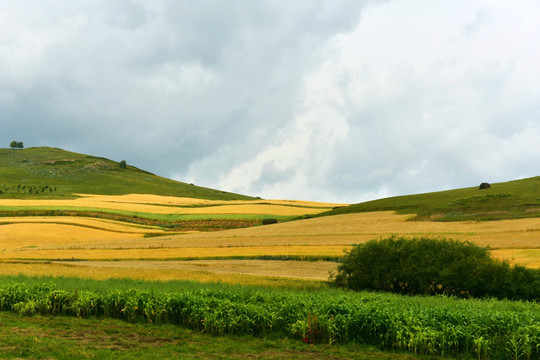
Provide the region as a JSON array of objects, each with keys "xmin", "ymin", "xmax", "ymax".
[
  {"xmin": 0, "ymin": 223, "xmax": 150, "ymax": 250},
  {"xmin": 51, "ymin": 260, "xmax": 338, "ymax": 280},
  {"xmin": 0, "ymin": 194, "xmax": 343, "ymax": 215},
  {"xmin": 490, "ymin": 249, "xmax": 540, "ymax": 268},
  {"xmin": 72, "ymin": 194, "xmax": 345, "ymax": 208},
  {"xmin": 0, "ymin": 261, "xmax": 327, "ymax": 288},
  {"xmin": 2, "ymin": 210, "xmax": 540, "ymax": 269},
  {"xmin": 0, "ymin": 245, "xmax": 349, "ymax": 260},
  {"xmin": 0, "ymin": 216, "xmax": 165, "ymax": 233},
  {"xmin": 71, "ymin": 211, "xmax": 540, "ymax": 251}
]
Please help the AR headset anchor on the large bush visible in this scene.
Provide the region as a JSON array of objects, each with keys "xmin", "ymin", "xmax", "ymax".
[{"xmin": 332, "ymin": 236, "xmax": 540, "ymax": 300}]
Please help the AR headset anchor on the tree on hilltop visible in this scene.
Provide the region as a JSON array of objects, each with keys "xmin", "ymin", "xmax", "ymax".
[{"xmin": 10, "ymin": 141, "xmax": 23, "ymax": 149}]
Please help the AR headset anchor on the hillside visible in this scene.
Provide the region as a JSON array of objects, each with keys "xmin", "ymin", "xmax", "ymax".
[
  {"xmin": 0, "ymin": 147, "xmax": 253, "ymax": 200},
  {"xmin": 317, "ymin": 177, "xmax": 540, "ymax": 221}
]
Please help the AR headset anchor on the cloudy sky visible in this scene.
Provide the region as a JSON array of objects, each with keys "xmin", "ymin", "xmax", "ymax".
[{"xmin": 2, "ymin": 1, "xmax": 540, "ymax": 202}]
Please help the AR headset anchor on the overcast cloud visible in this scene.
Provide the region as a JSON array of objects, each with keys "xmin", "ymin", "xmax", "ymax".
[{"xmin": 1, "ymin": 0, "xmax": 540, "ymax": 202}]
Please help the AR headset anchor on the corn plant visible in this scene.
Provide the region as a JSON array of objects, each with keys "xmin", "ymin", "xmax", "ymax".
[{"xmin": 0, "ymin": 281, "xmax": 538, "ymax": 359}]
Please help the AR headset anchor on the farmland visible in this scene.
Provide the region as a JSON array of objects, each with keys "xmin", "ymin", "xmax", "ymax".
[
  {"xmin": 1, "ymin": 147, "xmax": 540, "ymax": 359},
  {"xmin": 0, "ymin": 311, "xmax": 423, "ymax": 360},
  {"xmin": 1, "ymin": 209, "xmax": 539, "ymax": 277},
  {"xmin": 1, "ymin": 197, "xmax": 539, "ymax": 359},
  {"xmin": 0, "ymin": 277, "xmax": 539, "ymax": 359}
]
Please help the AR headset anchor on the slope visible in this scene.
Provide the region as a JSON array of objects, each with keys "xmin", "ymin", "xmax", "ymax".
[
  {"xmin": 0, "ymin": 147, "xmax": 252, "ymax": 200},
  {"xmin": 316, "ymin": 176, "xmax": 540, "ymax": 221}
]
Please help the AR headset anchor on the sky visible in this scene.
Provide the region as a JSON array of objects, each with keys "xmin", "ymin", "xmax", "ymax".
[{"xmin": 2, "ymin": 1, "xmax": 540, "ymax": 203}]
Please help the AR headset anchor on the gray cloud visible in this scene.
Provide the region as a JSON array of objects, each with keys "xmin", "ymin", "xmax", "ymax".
[{"xmin": 2, "ymin": 0, "xmax": 540, "ymax": 203}]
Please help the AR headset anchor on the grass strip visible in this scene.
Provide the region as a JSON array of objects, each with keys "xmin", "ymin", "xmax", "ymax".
[{"xmin": 0, "ymin": 311, "xmax": 431, "ymax": 360}]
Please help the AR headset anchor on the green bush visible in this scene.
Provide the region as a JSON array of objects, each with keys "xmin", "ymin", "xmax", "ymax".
[
  {"xmin": 332, "ymin": 236, "xmax": 540, "ymax": 300},
  {"xmin": 9, "ymin": 141, "xmax": 23, "ymax": 149}
]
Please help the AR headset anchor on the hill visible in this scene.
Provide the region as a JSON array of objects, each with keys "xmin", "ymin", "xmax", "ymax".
[
  {"xmin": 0, "ymin": 147, "xmax": 253, "ymax": 200},
  {"xmin": 316, "ymin": 177, "xmax": 540, "ymax": 221}
]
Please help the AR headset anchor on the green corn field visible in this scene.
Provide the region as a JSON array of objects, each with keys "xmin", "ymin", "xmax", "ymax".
[{"xmin": 0, "ymin": 281, "xmax": 538, "ymax": 359}]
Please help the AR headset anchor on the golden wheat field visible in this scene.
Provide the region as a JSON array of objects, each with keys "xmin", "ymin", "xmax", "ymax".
[
  {"xmin": 0, "ymin": 216, "xmax": 164, "ymax": 233},
  {"xmin": 54, "ymin": 260, "xmax": 338, "ymax": 280},
  {"xmin": 0, "ymin": 194, "xmax": 341, "ymax": 215},
  {"xmin": 0, "ymin": 216, "xmax": 166, "ymax": 251},
  {"xmin": 1, "ymin": 194, "xmax": 540, "ymax": 283},
  {"xmin": 0, "ymin": 261, "xmax": 326, "ymax": 289},
  {"xmin": 41, "ymin": 211, "xmax": 540, "ymax": 251},
  {"xmin": 0, "ymin": 245, "xmax": 348, "ymax": 260},
  {"xmin": 73, "ymin": 193, "xmax": 344, "ymax": 208}
]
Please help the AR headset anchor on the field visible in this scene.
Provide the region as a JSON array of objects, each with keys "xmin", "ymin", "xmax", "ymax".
[
  {"xmin": 0, "ymin": 311, "xmax": 426, "ymax": 360},
  {"xmin": 1, "ymin": 194, "xmax": 540, "ymax": 360},
  {"xmin": 1, "ymin": 206, "xmax": 539, "ymax": 283},
  {"xmin": 0, "ymin": 147, "xmax": 254, "ymax": 200},
  {"xmin": 319, "ymin": 176, "xmax": 540, "ymax": 222},
  {"xmin": 1, "ymin": 147, "xmax": 540, "ymax": 359},
  {"xmin": 0, "ymin": 277, "xmax": 539, "ymax": 359}
]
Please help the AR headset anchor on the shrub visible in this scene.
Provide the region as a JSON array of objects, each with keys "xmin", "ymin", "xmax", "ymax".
[
  {"xmin": 479, "ymin": 182, "xmax": 491, "ymax": 189},
  {"xmin": 262, "ymin": 219, "xmax": 278, "ymax": 225},
  {"xmin": 9, "ymin": 141, "xmax": 23, "ymax": 149},
  {"xmin": 119, "ymin": 160, "xmax": 127, "ymax": 169},
  {"xmin": 332, "ymin": 236, "xmax": 540, "ymax": 300}
]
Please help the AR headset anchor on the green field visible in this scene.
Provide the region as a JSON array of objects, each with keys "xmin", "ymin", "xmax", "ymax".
[
  {"xmin": 0, "ymin": 276, "xmax": 538, "ymax": 359},
  {"xmin": 0, "ymin": 312, "xmax": 435, "ymax": 360},
  {"xmin": 317, "ymin": 177, "xmax": 540, "ymax": 221}
]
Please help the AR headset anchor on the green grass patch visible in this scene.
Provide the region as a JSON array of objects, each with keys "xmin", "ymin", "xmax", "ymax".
[
  {"xmin": 0, "ymin": 147, "xmax": 253, "ymax": 200},
  {"xmin": 317, "ymin": 176, "xmax": 540, "ymax": 222},
  {"xmin": 0, "ymin": 312, "xmax": 432, "ymax": 360}
]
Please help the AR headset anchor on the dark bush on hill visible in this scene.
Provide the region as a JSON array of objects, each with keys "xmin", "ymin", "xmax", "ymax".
[
  {"xmin": 479, "ymin": 182, "xmax": 491, "ymax": 189},
  {"xmin": 332, "ymin": 236, "xmax": 540, "ymax": 300},
  {"xmin": 262, "ymin": 218, "xmax": 278, "ymax": 225}
]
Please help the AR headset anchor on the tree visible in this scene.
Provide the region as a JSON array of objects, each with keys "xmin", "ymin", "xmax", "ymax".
[
  {"xmin": 9, "ymin": 141, "xmax": 23, "ymax": 149},
  {"xmin": 119, "ymin": 160, "xmax": 127, "ymax": 169}
]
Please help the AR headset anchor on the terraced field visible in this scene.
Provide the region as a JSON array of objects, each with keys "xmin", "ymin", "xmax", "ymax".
[
  {"xmin": 0, "ymin": 193, "xmax": 348, "ymax": 283},
  {"xmin": 0, "ymin": 194, "xmax": 338, "ymax": 215},
  {"xmin": 1, "ymin": 198, "xmax": 539, "ymax": 284}
]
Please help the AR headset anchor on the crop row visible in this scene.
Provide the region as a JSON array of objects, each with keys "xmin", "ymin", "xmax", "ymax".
[{"xmin": 0, "ymin": 282, "xmax": 539, "ymax": 359}]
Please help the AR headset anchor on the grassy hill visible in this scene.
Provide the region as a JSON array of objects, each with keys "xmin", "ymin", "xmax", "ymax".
[
  {"xmin": 0, "ymin": 147, "xmax": 253, "ymax": 200},
  {"xmin": 317, "ymin": 177, "xmax": 540, "ymax": 221}
]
